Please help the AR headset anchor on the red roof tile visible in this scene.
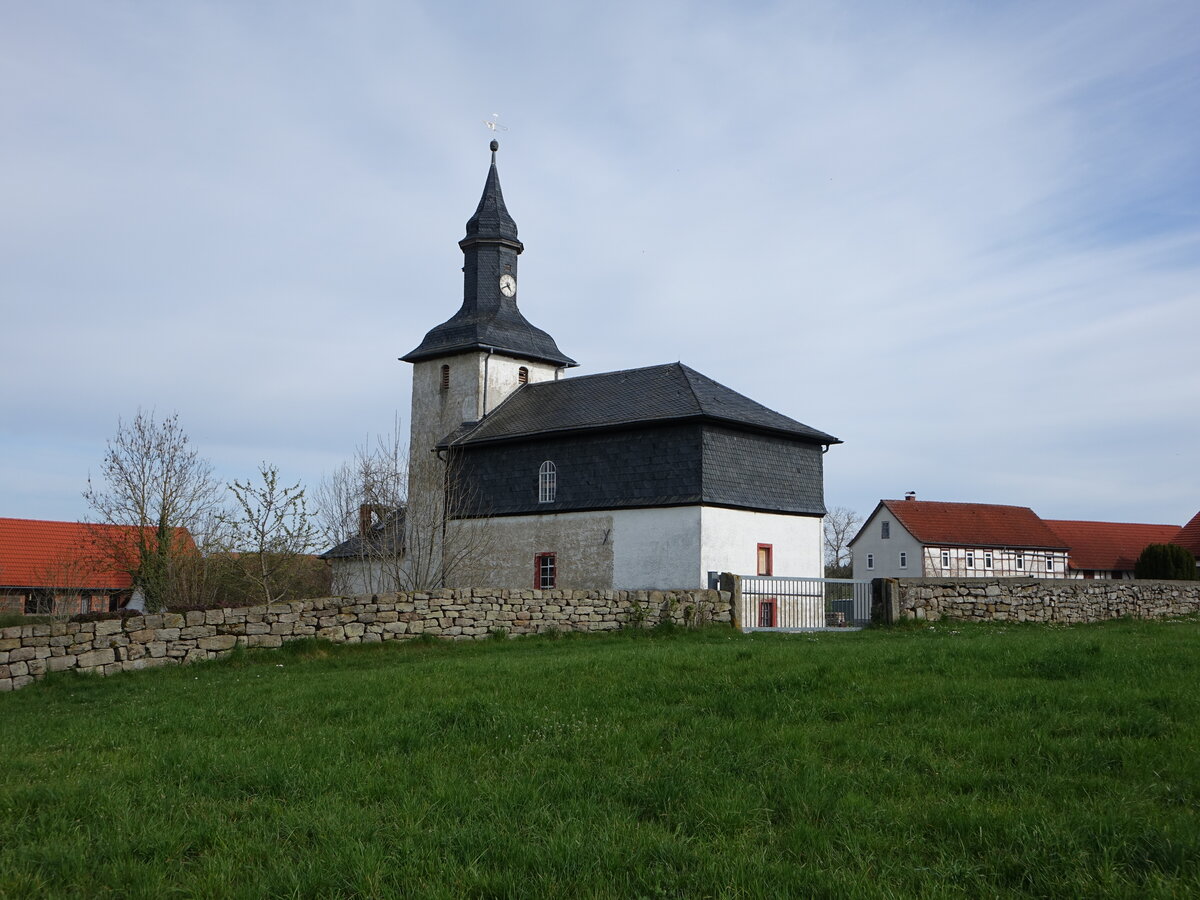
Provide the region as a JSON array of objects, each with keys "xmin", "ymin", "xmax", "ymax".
[
  {"xmin": 1173, "ymin": 511, "xmax": 1200, "ymax": 557},
  {"xmin": 880, "ymin": 499, "xmax": 1069, "ymax": 550},
  {"xmin": 1044, "ymin": 520, "xmax": 1181, "ymax": 573},
  {"xmin": 0, "ymin": 518, "xmax": 195, "ymax": 591}
]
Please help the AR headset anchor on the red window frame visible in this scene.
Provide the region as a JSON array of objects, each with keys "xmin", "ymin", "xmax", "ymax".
[
  {"xmin": 757, "ymin": 543, "xmax": 773, "ymax": 576},
  {"xmin": 758, "ymin": 599, "xmax": 776, "ymax": 628},
  {"xmin": 534, "ymin": 552, "xmax": 557, "ymax": 589}
]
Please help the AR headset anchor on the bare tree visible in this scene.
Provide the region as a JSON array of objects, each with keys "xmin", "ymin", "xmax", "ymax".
[
  {"xmin": 403, "ymin": 447, "xmax": 495, "ymax": 591},
  {"xmin": 315, "ymin": 423, "xmax": 408, "ymax": 595},
  {"xmin": 824, "ymin": 506, "xmax": 862, "ymax": 578},
  {"xmin": 83, "ymin": 410, "xmax": 220, "ymax": 610},
  {"xmin": 316, "ymin": 419, "xmax": 494, "ymax": 593},
  {"xmin": 220, "ymin": 464, "xmax": 320, "ymax": 605}
]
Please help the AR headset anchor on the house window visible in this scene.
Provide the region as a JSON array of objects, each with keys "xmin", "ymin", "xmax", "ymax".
[
  {"xmin": 758, "ymin": 599, "xmax": 776, "ymax": 628},
  {"xmin": 966, "ymin": 551, "xmax": 975, "ymax": 569},
  {"xmin": 1016, "ymin": 553, "xmax": 1024, "ymax": 571},
  {"xmin": 538, "ymin": 461, "xmax": 556, "ymax": 503},
  {"xmin": 941, "ymin": 550, "xmax": 950, "ymax": 569},
  {"xmin": 899, "ymin": 552, "xmax": 907, "ymax": 569},
  {"xmin": 24, "ymin": 590, "xmax": 53, "ymax": 615},
  {"xmin": 866, "ymin": 554, "xmax": 874, "ymax": 570},
  {"xmin": 534, "ymin": 552, "xmax": 557, "ymax": 589},
  {"xmin": 757, "ymin": 544, "xmax": 773, "ymax": 576},
  {"xmin": 518, "ymin": 366, "xmax": 529, "ymax": 384},
  {"xmin": 1046, "ymin": 555, "xmax": 1055, "ymax": 572},
  {"xmin": 440, "ymin": 364, "xmax": 450, "ymax": 390},
  {"xmin": 984, "ymin": 551, "xmax": 993, "ymax": 569},
  {"xmin": 881, "ymin": 520, "xmax": 890, "ymax": 539}
]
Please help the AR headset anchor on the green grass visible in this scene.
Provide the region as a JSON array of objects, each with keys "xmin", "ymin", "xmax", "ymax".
[{"xmin": 2, "ymin": 619, "xmax": 1199, "ymax": 898}]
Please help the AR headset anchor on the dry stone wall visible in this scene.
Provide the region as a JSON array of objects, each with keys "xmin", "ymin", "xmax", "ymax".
[
  {"xmin": 880, "ymin": 578, "xmax": 1200, "ymax": 624},
  {"xmin": 0, "ymin": 587, "xmax": 731, "ymax": 692}
]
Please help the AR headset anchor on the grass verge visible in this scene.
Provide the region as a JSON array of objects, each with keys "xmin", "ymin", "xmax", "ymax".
[{"xmin": 2, "ymin": 618, "xmax": 1198, "ymax": 898}]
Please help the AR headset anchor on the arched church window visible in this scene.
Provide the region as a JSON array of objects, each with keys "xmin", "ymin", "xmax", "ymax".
[
  {"xmin": 538, "ymin": 461, "xmax": 556, "ymax": 503},
  {"xmin": 518, "ymin": 366, "xmax": 529, "ymax": 384},
  {"xmin": 440, "ymin": 365, "xmax": 450, "ymax": 390}
]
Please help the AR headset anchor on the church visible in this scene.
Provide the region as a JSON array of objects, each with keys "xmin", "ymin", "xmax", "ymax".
[{"xmin": 341, "ymin": 140, "xmax": 840, "ymax": 592}]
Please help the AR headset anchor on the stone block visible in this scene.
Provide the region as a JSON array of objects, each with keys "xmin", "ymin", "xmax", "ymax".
[
  {"xmin": 147, "ymin": 642, "xmax": 168, "ymax": 658},
  {"xmin": 0, "ymin": 638, "xmax": 20, "ymax": 651},
  {"xmin": 162, "ymin": 613, "xmax": 185, "ymax": 628},
  {"xmin": 94, "ymin": 619, "xmax": 124, "ymax": 636},
  {"xmin": 249, "ymin": 634, "xmax": 282, "ymax": 648},
  {"xmin": 198, "ymin": 635, "xmax": 238, "ymax": 651},
  {"xmin": 12, "ymin": 675, "xmax": 33, "ymax": 690},
  {"xmin": 45, "ymin": 657, "xmax": 75, "ymax": 676},
  {"xmin": 204, "ymin": 608, "xmax": 226, "ymax": 625},
  {"xmin": 155, "ymin": 628, "xmax": 181, "ymax": 642},
  {"xmin": 129, "ymin": 628, "xmax": 156, "ymax": 643},
  {"xmin": 181, "ymin": 626, "xmax": 213, "ymax": 639},
  {"xmin": 0, "ymin": 678, "xmax": 11, "ymax": 692},
  {"xmin": 77, "ymin": 649, "xmax": 116, "ymax": 669},
  {"xmin": 9, "ymin": 647, "xmax": 35, "ymax": 663}
]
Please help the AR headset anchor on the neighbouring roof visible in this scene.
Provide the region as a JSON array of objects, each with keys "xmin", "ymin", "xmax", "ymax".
[
  {"xmin": 872, "ymin": 499, "xmax": 1069, "ymax": 550},
  {"xmin": 0, "ymin": 518, "xmax": 194, "ymax": 591},
  {"xmin": 442, "ymin": 362, "xmax": 840, "ymax": 448},
  {"xmin": 319, "ymin": 509, "xmax": 406, "ymax": 560},
  {"xmin": 1044, "ymin": 520, "xmax": 1181, "ymax": 572},
  {"xmin": 1173, "ymin": 511, "xmax": 1200, "ymax": 558}
]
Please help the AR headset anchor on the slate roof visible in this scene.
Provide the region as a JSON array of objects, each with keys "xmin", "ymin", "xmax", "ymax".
[
  {"xmin": 443, "ymin": 362, "xmax": 840, "ymax": 448},
  {"xmin": 1044, "ymin": 519, "xmax": 1181, "ymax": 573},
  {"xmin": 319, "ymin": 509, "xmax": 406, "ymax": 560},
  {"xmin": 873, "ymin": 500, "xmax": 1069, "ymax": 550},
  {"xmin": 0, "ymin": 518, "xmax": 194, "ymax": 590},
  {"xmin": 1171, "ymin": 511, "xmax": 1200, "ymax": 558}
]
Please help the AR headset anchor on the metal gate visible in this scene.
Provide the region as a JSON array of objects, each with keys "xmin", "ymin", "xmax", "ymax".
[{"xmin": 738, "ymin": 576, "xmax": 872, "ymax": 630}]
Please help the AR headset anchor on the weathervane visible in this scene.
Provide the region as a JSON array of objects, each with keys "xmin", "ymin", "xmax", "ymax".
[{"xmin": 483, "ymin": 113, "xmax": 508, "ymax": 134}]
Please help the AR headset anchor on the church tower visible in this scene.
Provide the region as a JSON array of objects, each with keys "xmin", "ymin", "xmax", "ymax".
[{"xmin": 402, "ymin": 140, "xmax": 577, "ymax": 467}]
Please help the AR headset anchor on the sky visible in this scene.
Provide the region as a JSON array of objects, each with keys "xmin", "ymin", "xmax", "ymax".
[{"xmin": 2, "ymin": 0, "xmax": 1198, "ymax": 531}]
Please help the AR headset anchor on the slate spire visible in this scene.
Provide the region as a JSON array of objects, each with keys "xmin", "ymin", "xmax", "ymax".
[
  {"xmin": 402, "ymin": 140, "xmax": 577, "ymax": 367},
  {"xmin": 463, "ymin": 140, "xmax": 520, "ymax": 245}
]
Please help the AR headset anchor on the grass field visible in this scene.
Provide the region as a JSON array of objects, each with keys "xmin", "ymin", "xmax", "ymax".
[{"xmin": 1, "ymin": 618, "xmax": 1198, "ymax": 898}]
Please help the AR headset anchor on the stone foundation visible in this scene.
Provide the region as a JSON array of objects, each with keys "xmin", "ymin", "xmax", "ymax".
[{"xmin": 0, "ymin": 587, "xmax": 731, "ymax": 692}]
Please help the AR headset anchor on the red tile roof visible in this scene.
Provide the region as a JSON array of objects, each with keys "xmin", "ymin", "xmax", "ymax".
[
  {"xmin": 880, "ymin": 499, "xmax": 1069, "ymax": 550},
  {"xmin": 1044, "ymin": 520, "xmax": 1181, "ymax": 573},
  {"xmin": 1173, "ymin": 511, "xmax": 1200, "ymax": 558},
  {"xmin": 0, "ymin": 518, "xmax": 194, "ymax": 591}
]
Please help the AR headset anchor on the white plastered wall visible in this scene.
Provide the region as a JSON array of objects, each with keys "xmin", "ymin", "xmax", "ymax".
[{"xmin": 698, "ymin": 507, "xmax": 824, "ymax": 581}]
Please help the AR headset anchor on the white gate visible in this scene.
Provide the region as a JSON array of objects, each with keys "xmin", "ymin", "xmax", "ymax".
[{"xmin": 738, "ymin": 576, "xmax": 872, "ymax": 631}]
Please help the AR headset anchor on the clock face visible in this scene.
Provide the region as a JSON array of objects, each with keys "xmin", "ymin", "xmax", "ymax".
[{"xmin": 499, "ymin": 273, "xmax": 517, "ymax": 298}]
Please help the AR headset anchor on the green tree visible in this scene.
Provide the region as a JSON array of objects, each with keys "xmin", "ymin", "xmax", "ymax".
[{"xmin": 1134, "ymin": 543, "xmax": 1197, "ymax": 580}]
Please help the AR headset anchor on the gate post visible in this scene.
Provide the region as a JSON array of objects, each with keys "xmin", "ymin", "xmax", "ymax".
[
  {"xmin": 872, "ymin": 578, "xmax": 899, "ymax": 625},
  {"xmin": 719, "ymin": 573, "xmax": 742, "ymax": 630}
]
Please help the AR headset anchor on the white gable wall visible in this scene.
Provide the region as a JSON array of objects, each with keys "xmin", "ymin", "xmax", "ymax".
[{"xmin": 851, "ymin": 506, "xmax": 923, "ymax": 579}]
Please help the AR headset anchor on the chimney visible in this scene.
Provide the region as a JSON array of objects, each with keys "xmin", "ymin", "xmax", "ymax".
[
  {"xmin": 904, "ymin": 491, "xmax": 917, "ymax": 501},
  {"xmin": 359, "ymin": 504, "xmax": 374, "ymax": 536}
]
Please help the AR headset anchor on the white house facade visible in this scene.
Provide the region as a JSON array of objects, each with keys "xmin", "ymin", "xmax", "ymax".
[{"xmin": 850, "ymin": 498, "xmax": 1071, "ymax": 581}]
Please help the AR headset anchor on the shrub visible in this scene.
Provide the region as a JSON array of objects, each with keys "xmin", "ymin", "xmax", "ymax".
[{"xmin": 1134, "ymin": 543, "xmax": 1197, "ymax": 580}]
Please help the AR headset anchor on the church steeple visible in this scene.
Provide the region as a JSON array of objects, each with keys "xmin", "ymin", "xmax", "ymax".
[{"xmin": 402, "ymin": 140, "xmax": 577, "ymax": 368}]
